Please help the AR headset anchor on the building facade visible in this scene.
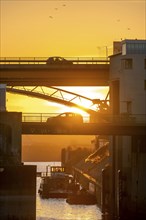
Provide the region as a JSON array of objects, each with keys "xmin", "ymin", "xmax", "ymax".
[{"xmin": 109, "ymin": 39, "xmax": 146, "ymax": 220}]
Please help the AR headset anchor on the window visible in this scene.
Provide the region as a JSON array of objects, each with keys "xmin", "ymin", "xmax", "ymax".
[
  {"xmin": 122, "ymin": 42, "xmax": 146, "ymax": 54},
  {"xmin": 122, "ymin": 40, "xmax": 146, "ymax": 55},
  {"xmin": 122, "ymin": 43, "xmax": 126, "ymax": 55},
  {"xmin": 122, "ymin": 59, "xmax": 133, "ymax": 69},
  {"xmin": 127, "ymin": 101, "xmax": 132, "ymax": 114}
]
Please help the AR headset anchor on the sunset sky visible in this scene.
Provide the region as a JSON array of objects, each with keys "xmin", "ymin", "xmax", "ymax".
[
  {"xmin": 1, "ymin": 0, "xmax": 146, "ymax": 161},
  {"xmin": 1, "ymin": 0, "xmax": 145, "ymax": 57}
]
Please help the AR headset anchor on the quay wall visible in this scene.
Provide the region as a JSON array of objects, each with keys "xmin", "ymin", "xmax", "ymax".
[
  {"xmin": 0, "ymin": 111, "xmax": 36, "ymax": 220},
  {"xmin": 0, "ymin": 165, "xmax": 36, "ymax": 220}
]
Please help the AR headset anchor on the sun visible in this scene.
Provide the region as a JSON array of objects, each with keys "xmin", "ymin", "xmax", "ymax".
[
  {"xmin": 58, "ymin": 106, "xmax": 90, "ymax": 123},
  {"xmin": 68, "ymin": 107, "xmax": 89, "ymax": 116}
]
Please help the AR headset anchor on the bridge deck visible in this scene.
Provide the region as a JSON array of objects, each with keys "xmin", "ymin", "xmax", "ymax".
[
  {"xmin": 22, "ymin": 122, "xmax": 146, "ymax": 136},
  {"xmin": 0, "ymin": 63, "xmax": 109, "ymax": 86}
]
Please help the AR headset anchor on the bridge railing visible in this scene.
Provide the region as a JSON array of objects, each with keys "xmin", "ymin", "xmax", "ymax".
[
  {"xmin": 22, "ymin": 113, "xmax": 90, "ymax": 123},
  {"xmin": 0, "ymin": 57, "xmax": 110, "ymax": 65},
  {"xmin": 22, "ymin": 113, "xmax": 56, "ymax": 123},
  {"xmin": 22, "ymin": 113, "xmax": 146, "ymax": 124}
]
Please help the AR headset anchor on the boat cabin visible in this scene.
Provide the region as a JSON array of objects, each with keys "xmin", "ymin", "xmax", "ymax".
[{"xmin": 50, "ymin": 166, "xmax": 65, "ymax": 176}]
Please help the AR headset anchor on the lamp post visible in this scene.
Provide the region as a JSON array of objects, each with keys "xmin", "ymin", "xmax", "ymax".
[
  {"xmin": 105, "ymin": 46, "xmax": 108, "ymax": 59},
  {"xmin": 97, "ymin": 46, "xmax": 108, "ymax": 59}
]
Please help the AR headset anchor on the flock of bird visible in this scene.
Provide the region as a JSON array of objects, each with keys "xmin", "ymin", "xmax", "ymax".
[
  {"xmin": 49, "ymin": 5, "xmax": 131, "ymax": 32},
  {"xmin": 49, "ymin": 4, "xmax": 66, "ymax": 19}
]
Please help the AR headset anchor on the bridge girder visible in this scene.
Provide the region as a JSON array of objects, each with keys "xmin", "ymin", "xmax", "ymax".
[{"xmin": 6, "ymin": 86, "xmax": 109, "ymax": 115}]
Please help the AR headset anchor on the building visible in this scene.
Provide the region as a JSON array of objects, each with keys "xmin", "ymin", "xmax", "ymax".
[
  {"xmin": 110, "ymin": 39, "xmax": 146, "ymax": 116},
  {"xmin": 108, "ymin": 39, "xmax": 146, "ymax": 219},
  {"xmin": 71, "ymin": 39, "xmax": 146, "ymax": 220}
]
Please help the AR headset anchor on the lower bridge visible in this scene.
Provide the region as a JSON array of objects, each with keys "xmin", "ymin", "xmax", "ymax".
[{"xmin": 22, "ymin": 122, "xmax": 146, "ymax": 136}]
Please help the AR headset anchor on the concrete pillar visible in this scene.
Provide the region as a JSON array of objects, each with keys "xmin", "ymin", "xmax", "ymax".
[{"xmin": 0, "ymin": 84, "xmax": 6, "ymax": 111}]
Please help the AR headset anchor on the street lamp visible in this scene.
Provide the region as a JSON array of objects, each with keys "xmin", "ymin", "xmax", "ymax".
[{"xmin": 97, "ymin": 46, "xmax": 108, "ymax": 59}]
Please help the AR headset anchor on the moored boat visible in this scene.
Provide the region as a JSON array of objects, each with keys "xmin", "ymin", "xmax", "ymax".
[
  {"xmin": 66, "ymin": 188, "xmax": 97, "ymax": 205},
  {"xmin": 38, "ymin": 165, "xmax": 79, "ymax": 198}
]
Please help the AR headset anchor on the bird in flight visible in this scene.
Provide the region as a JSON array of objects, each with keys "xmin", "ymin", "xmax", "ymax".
[{"xmin": 49, "ymin": 16, "xmax": 53, "ymax": 19}]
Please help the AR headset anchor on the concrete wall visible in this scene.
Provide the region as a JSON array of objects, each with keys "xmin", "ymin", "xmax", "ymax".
[
  {"xmin": 0, "ymin": 165, "xmax": 36, "ymax": 220},
  {"xmin": 0, "ymin": 84, "xmax": 6, "ymax": 111},
  {"xmin": 0, "ymin": 112, "xmax": 36, "ymax": 219},
  {"xmin": 0, "ymin": 112, "xmax": 22, "ymax": 165},
  {"xmin": 110, "ymin": 53, "xmax": 146, "ymax": 116}
]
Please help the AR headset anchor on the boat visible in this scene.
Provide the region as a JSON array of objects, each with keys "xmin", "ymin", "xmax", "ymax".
[
  {"xmin": 38, "ymin": 165, "xmax": 79, "ymax": 198},
  {"xmin": 66, "ymin": 188, "xmax": 97, "ymax": 205}
]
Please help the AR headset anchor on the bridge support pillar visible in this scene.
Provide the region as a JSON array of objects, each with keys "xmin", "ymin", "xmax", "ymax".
[
  {"xmin": 0, "ymin": 84, "xmax": 6, "ymax": 111},
  {"xmin": 0, "ymin": 111, "xmax": 36, "ymax": 220}
]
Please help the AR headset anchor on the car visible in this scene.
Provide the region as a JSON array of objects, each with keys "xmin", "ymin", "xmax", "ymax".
[
  {"xmin": 46, "ymin": 56, "xmax": 73, "ymax": 65},
  {"xmin": 46, "ymin": 112, "xmax": 83, "ymax": 126}
]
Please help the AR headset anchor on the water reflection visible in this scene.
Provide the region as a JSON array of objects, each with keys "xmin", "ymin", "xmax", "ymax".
[{"xmin": 36, "ymin": 177, "xmax": 101, "ymax": 220}]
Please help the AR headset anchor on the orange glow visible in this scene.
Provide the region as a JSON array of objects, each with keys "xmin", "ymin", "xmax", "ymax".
[
  {"xmin": 6, "ymin": 87, "xmax": 109, "ymax": 114},
  {"xmin": 1, "ymin": 1, "xmax": 145, "ymax": 57}
]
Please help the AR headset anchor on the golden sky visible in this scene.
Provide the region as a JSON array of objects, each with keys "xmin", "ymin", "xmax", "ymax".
[
  {"xmin": 6, "ymin": 86, "xmax": 109, "ymax": 114},
  {"xmin": 1, "ymin": 0, "xmax": 146, "ymax": 57}
]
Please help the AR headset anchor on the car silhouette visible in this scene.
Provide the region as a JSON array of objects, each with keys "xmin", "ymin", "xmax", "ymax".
[
  {"xmin": 46, "ymin": 112, "xmax": 83, "ymax": 126},
  {"xmin": 46, "ymin": 56, "xmax": 73, "ymax": 65}
]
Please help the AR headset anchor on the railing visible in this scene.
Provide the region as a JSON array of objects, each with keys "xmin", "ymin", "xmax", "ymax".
[
  {"xmin": 0, "ymin": 57, "xmax": 110, "ymax": 65},
  {"xmin": 22, "ymin": 113, "xmax": 146, "ymax": 124},
  {"xmin": 22, "ymin": 113, "xmax": 90, "ymax": 123},
  {"xmin": 22, "ymin": 113, "xmax": 59, "ymax": 123}
]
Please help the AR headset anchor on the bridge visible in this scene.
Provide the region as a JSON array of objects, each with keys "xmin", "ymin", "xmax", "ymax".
[
  {"xmin": 0, "ymin": 57, "xmax": 109, "ymax": 86},
  {"xmin": 21, "ymin": 112, "xmax": 146, "ymax": 135},
  {"xmin": 22, "ymin": 121, "xmax": 146, "ymax": 136},
  {"xmin": 6, "ymin": 86, "xmax": 109, "ymax": 114},
  {"xmin": 1, "ymin": 57, "xmax": 146, "ymax": 136},
  {"xmin": 1, "ymin": 57, "xmax": 145, "ymax": 136}
]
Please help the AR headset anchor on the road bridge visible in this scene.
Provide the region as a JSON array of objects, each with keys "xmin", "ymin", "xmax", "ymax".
[
  {"xmin": 21, "ymin": 112, "xmax": 146, "ymax": 135},
  {"xmin": 0, "ymin": 57, "xmax": 109, "ymax": 86},
  {"xmin": 22, "ymin": 122, "xmax": 146, "ymax": 136}
]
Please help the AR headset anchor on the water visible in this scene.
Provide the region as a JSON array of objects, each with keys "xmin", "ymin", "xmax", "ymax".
[{"xmin": 24, "ymin": 162, "xmax": 102, "ymax": 220}]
